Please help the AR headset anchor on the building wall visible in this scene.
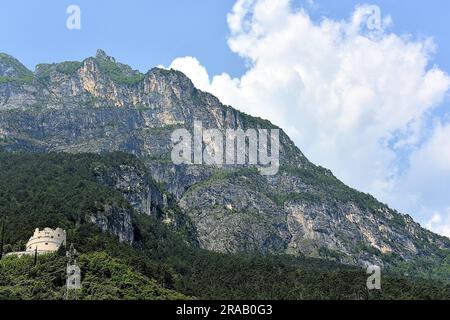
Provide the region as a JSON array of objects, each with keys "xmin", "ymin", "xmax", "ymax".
[{"xmin": 25, "ymin": 227, "xmax": 67, "ymax": 253}]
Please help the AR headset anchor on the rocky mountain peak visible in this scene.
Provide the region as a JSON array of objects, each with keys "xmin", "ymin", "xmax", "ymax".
[
  {"xmin": 0, "ymin": 53, "xmax": 33, "ymax": 79},
  {"xmin": 146, "ymin": 67, "xmax": 197, "ymax": 95},
  {"xmin": 95, "ymin": 49, "xmax": 116, "ymax": 62},
  {"xmin": 1, "ymin": 52, "xmax": 449, "ymax": 269}
]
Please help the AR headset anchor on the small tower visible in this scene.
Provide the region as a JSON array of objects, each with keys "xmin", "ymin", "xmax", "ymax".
[
  {"xmin": 65, "ymin": 244, "xmax": 81, "ymax": 300},
  {"xmin": 66, "ymin": 264, "xmax": 81, "ymax": 289}
]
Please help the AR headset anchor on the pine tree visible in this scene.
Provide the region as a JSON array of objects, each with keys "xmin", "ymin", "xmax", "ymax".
[{"xmin": 0, "ymin": 218, "xmax": 5, "ymax": 260}]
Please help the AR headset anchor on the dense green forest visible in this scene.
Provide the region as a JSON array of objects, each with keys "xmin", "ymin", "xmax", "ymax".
[
  {"xmin": 0, "ymin": 151, "xmax": 449, "ymax": 300},
  {"xmin": 0, "ymin": 251, "xmax": 187, "ymax": 300}
]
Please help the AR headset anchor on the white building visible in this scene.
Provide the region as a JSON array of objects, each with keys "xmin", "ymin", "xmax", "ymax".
[
  {"xmin": 6, "ymin": 227, "xmax": 66, "ymax": 257},
  {"xmin": 26, "ymin": 227, "xmax": 67, "ymax": 253}
]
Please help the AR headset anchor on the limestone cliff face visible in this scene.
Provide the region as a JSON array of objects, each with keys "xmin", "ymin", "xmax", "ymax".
[
  {"xmin": 88, "ymin": 203, "xmax": 134, "ymax": 244},
  {"xmin": 0, "ymin": 50, "xmax": 449, "ymax": 267},
  {"xmin": 94, "ymin": 161, "xmax": 165, "ymax": 217}
]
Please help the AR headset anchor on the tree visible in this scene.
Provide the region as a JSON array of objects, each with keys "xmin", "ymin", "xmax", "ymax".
[
  {"xmin": 34, "ymin": 247, "xmax": 38, "ymax": 266},
  {"xmin": 0, "ymin": 218, "xmax": 5, "ymax": 260}
]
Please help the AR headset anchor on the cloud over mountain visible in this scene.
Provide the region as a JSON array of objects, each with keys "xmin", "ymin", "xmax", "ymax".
[{"xmin": 169, "ymin": 0, "xmax": 450, "ymax": 237}]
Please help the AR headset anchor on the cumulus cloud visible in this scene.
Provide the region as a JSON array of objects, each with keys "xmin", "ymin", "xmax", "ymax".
[
  {"xmin": 169, "ymin": 57, "xmax": 211, "ymax": 92},
  {"xmin": 168, "ymin": 0, "xmax": 450, "ymax": 237},
  {"xmin": 393, "ymin": 123, "xmax": 450, "ymax": 226},
  {"xmin": 427, "ymin": 210, "xmax": 450, "ymax": 238}
]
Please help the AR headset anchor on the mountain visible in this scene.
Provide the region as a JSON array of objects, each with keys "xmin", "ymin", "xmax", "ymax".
[
  {"xmin": 1, "ymin": 151, "xmax": 449, "ymax": 300},
  {"xmin": 0, "ymin": 49, "xmax": 449, "ymax": 272}
]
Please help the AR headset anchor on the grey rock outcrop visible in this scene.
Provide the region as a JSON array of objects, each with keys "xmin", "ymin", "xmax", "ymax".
[{"xmin": 1, "ymin": 50, "xmax": 448, "ymax": 267}]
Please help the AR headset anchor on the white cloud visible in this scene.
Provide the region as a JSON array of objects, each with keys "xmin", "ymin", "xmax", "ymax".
[
  {"xmin": 393, "ymin": 123, "xmax": 450, "ymax": 226},
  {"xmin": 410, "ymin": 123, "xmax": 450, "ymax": 174},
  {"xmin": 169, "ymin": 57, "xmax": 211, "ymax": 92},
  {"xmin": 168, "ymin": 0, "xmax": 450, "ymax": 237},
  {"xmin": 427, "ymin": 210, "xmax": 450, "ymax": 238}
]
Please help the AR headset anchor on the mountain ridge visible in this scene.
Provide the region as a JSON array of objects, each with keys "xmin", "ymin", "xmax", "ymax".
[{"xmin": 0, "ymin": 49, "xmax": 449, "ymax": 270}]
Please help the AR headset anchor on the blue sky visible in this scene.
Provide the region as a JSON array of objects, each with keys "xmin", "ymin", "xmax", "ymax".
[
  {"xmin": 1, "ymin": 0, "xmax": 450, "ymax": 77},
  {"xmin": 1, "ymin": 0, "xmax": 450, "ymax": 236},
  {"xmin": 0, "ymin": 0, "xmax": 240, "ymax": 76}
]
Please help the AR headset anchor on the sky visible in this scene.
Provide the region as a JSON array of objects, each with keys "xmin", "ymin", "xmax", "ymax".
[{"xmin": 1, "ymin": 0, "xmax": 449, "ymax": 237}]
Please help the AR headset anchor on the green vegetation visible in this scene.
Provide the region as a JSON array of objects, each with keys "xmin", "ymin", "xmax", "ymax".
[
  {"xmin": 389, "ymin": 251, "xmax": 450, "ymax": 284},
  {"xmin": 34, "ymin": 62, "xmax": 83, "ymax": 82},
  {"xmin": 0, "ymin": 53, "xmax": 34, "ymax": 85},
  {"xmin": 183, "ymin": 164, "xmax": 385, "ymax": 212},
  {"xmin": 279, "ymin": 165, "xmax": 389, "ymax": 211},
  {"xmin": 96, "ymin": 58, "xmax": 144, "ymax": 85},
  {"xmin": 34, "ymin": 57, "xmax": 142, "ymax": 85},
  {"xmin": 56, "ymin": 61, "xmax": 83, "ymax": 75},
  {"xmin": 0, "ymin": 218, "xmax": 4, "ymax": 260},
  {"xmin": 34, "ymin": 64, "xmax": 52, "ymax": 81},
  {"xmin": 183, "ymin": 167, "xmax": 261, "ymax": 195},
  {"xmin": 240, "ymin": 111, "xmax": 279, "ymax": 130},
  {"xmin": 0, "ymin": 151, "xmax": 449, "ymax": 300},
  {"xmin": 0, "ymin": 252, "xmax": 187, "ymax": 300},
  {"xmin": 183, "ymin": 164, "xmax": 382, "ymax": 215},
  {"xmin": 0, "ymin": 76, "xmax": 33, "ymax": 85},
  {"xmin": 0, "ymin": 152, "xmax": 132, "ymax": 248},
  {"xmin": 0, "ymin": 252, "xmax": 66, "ymax": 299}
]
